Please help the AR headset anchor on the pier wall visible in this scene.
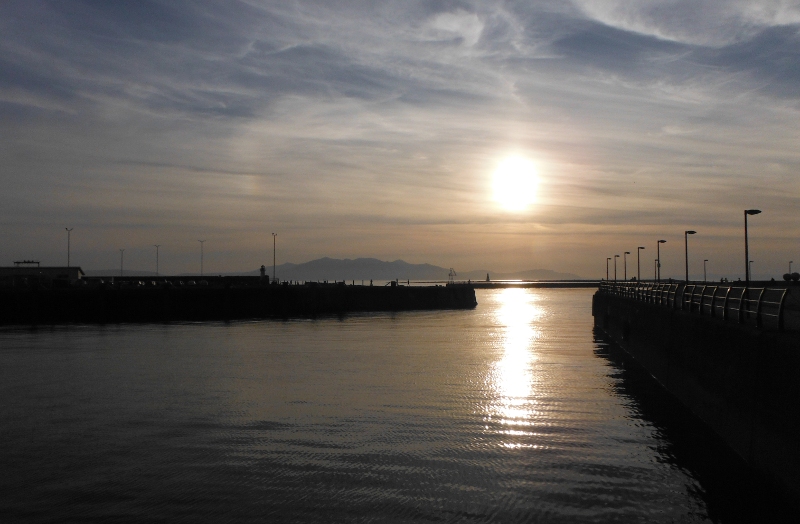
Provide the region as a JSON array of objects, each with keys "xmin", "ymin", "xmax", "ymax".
[
  {"xmin": 0, "ymin": 284, "xmax": 477, "ymax": 324},
  {"xmin": 593, "ymin": 291, "xmax": 800, "ymax": 498}
]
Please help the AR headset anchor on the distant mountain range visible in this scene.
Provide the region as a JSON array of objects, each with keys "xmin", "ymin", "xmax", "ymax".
[{"xmin": 85, "ymin": 257, "xmax": 582, "ymax": 281}]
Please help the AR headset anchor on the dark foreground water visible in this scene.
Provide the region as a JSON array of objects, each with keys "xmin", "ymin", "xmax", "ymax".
[{"xmin": 0, "ymin": 288, "xmax": 793, "ymax": 523}]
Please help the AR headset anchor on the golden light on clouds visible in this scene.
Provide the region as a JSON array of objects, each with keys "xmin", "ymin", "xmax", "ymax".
[{"xmin": 491, "ymin": 156, "xmax": 539, "ymax": 212}]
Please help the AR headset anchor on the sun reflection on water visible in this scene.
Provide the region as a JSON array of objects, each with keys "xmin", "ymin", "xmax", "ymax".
[{"xmin": 486, "ymin": 288, "xmax": 542, "ymax": 447}]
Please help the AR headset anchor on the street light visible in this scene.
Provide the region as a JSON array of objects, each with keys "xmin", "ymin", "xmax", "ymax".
[
  {"xmin": 606, "ymin": 257, "xmax": 611, "ymax": 281},
  {"xmin": 119, "ymin": 249, "xmax": 124, "ymax": 277},
  {"xmin": 65, "ymin": 228, "xmax": 73, "ymax": 267},
  {"xmin": 272, "ymin": 233, "xmax": 277, "ymax": 282},
  {"xmin": 154, "ymin": 245, "xmax": 160, "ymax": 276},
  {"xmin": 654, "ymin": 259, "xmax": 657, "ymax": 280},
  {"xmin": 198, "ymin": 240, "xmax": 205, "ymax": 276},
  {"xmin": 657, "ymin": 240, "xmax": 666, "ymax": 281},
  {"xmin": 704, "ymin": 259, "xmax": 709, "ymax": 283},
  {"xmin": 614, "ymin": 254, "xmax": 619, "ymax": 282},
  {"xmin": 624, "ymin": 251, "xmax": 630, "ymax": 281},
  {"xmin": 637, "ymin": 247, "xmax": 645, "ymax": 281},
  {"xmin": 744, "ymin": 209, "xmax": 761, "ymax": 285},
  {"xmin": 684, "ymin": 230, "xmax": 696, "ymax": 282}
]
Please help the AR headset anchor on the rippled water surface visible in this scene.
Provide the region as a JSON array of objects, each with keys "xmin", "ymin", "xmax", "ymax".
[{"xmin": 0, "ymin": 288, "xmax": 793, "ymax": 522}]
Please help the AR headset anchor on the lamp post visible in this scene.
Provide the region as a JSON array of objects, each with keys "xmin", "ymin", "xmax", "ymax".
[
  {"xmin": 606, "ymin": 257, "xmax": 611, "ymax": 281},
  {"xmin": 654, "ymin": 259, "xmax": 657, "ymax": 281},
  {"xmin": 637, "ymin": 246, "xmax": 645, "ymax": 281},
  {"xmin": 65, "ymin": 228, "xmax": 73, "ymax": 267},
  {"xmin": 198, "ymin": 240, "xmax": 205, "ymax": 276},
  {"xmin": 272, "ymin": 233, "xmax": 277, "ymax": 282},
  {"xmin": 614, "ymin": 254, "xmax": 619, "ymax": 282},
  {"xmin": 120, "ymin": 249, "xmax": 124, "ymax": 277},
  {"xmin": 684, "ymin": 230, "xmax": 696, "ymax": 282},
  {"xmin": 744, "ymin": 209, "xmax": 761, "ymax": 285},
  {"xmin": 704, "ymin": 259, "xmax": 708, "ymax": 283},
  {"xmin": 624, "ymin": 251, "xmax": 630, "ymax": 281},
  {"xmin": 154, "ymin": 245, "xmax": 160, "ymax": 276},
  {"xmin": 657, "ymin": 240, "xmax": 666, "ymax": 281}
]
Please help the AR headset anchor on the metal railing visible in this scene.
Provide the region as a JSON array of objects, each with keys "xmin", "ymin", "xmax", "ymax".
[{"xmin": 599, "ymin": 282, "xmax": 792, "ymax": 331}]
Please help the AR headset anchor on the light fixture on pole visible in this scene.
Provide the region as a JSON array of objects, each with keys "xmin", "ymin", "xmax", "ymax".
[
  {"xmin": 624, "ymin": 251, "xmax": 630, "ymax": 281},
  {"xmin": 606, "ymin": 257, "xmax": 611, "ymax": 281},
  {"xmin": 120, "ymin": 249, "xmax": 124, "ymax": 277},
  {"xmin": 657, "ymin": 240, "xmax": 666, "ymax": 282},
  {"xmin": 744, "ymin": 209, "xmax": 761, "ymax": 285},
  {"xmin": 614, "ymin": 254, "xmax": 619, "ymax": 282},
  {"xmin": 684, "ymin": 230, "xmax": 696, "ymax": 282},
  {"xmin": 154, "ymin": 245, "xmax": 160, "ymax": 276},
  {"xmin": 65, "ymin": 228, "xmax": 73, "ymax": 267},
  {"xmin": 272, "ymin": 233, "xmax": 277, "ymax": 283},
  {"xmin": 198, "ymin": 240, "xmax": 205, "ymax": 276},
  {"xmin": 637, "ymin": 246, "xmax": 645, "ymax": 281}
]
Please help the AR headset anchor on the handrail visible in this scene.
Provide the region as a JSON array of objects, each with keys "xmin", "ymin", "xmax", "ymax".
[{"xmin": 598, "ymin": 281, "xmax": 792, "ymax": 331}]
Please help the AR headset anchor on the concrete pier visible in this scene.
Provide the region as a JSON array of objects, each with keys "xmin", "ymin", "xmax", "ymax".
[
  {"xmin": 593, "ymin": 283, "xmax": 800, "ymax": 500},
  {"xmin": 0, "ymin": 280, "xmax": 477, "ymax": 324}
]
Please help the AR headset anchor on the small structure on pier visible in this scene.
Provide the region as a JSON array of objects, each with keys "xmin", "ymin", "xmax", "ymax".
[{"xmin": 0, "ymin": 264, "xmax": 85, "ymax": 282}]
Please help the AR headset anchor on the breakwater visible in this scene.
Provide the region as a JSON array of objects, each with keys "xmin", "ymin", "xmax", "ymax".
[
  {"xmin": 593, "ymin": 282, "xmax": 800, "ymax": 500},
  {"xmin": 0, "ymin": 281, "xmax": 477, "ymax": 324}
]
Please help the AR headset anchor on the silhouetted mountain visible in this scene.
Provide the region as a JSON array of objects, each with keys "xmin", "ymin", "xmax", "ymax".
[
  {"xmin": 268, "ymin": 257, "xmax": 448, "ymax": 281},
  {"xmin": 259, "ymin": 258, "xmax": 581, "ymax": 281}
]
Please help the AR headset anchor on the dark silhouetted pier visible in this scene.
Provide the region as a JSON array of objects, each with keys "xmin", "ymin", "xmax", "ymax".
[
  {"xmin": 593, "ymin": 281, "xmax": 800, "ymax": 501},
  {"xmin": 0, "ymin": 278, "xmax": 477, "ymax": 324}
]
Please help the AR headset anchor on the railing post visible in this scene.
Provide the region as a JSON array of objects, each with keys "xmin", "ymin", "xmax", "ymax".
[
  {"xmin": 723, "ymin": 287, "xmax": 731, "ymax": 321},
  {"xmin": 709, "ymin": 287, "xmax": 717, "ymax": 318},
  {"xmin": 755, "ymin": 288, "xmax": 766, "ymax": 328},
  {"xmin": 777, "ymin": 289, "xmax": 788, "ymax": 331},
  {"xmin": 698, "ymin": 286, "xmax": 706, "ymax": 315},
  {"xmin": 738, "ymin": 288, "xmax": 746, "ymax": 324}
]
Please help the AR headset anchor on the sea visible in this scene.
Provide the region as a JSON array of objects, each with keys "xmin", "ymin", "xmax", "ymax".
[{"xmin": 0, "ymin": 288, "xmax": 794, "ymax": 523}]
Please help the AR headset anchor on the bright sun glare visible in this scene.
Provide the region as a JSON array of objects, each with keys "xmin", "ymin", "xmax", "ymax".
[{"xmin": 492, "ymin": 156, "xmax": 538, "ymax": 211}]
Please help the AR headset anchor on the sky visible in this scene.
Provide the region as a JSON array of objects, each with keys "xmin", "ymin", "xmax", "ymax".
[{"xmin": 2, "ymin": 1, "xmax": 799, "ymax": 279}]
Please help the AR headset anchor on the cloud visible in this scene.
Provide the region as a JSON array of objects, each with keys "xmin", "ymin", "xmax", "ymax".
[
  {"xmin": 572, "ymin": 0, "xmax": 800, "ymax": 46},
  {"xmin": 1, "ymin": 1, "xmax": 800, "ymax": 277}
]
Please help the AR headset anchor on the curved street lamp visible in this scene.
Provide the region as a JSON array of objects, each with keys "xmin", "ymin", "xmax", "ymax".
[
  {"xmin": 606, "ymin": 257, "xmax": 611, "ymax": 281},
  {"xmin": 624, "ymin": 251, "xmax": 630, "ymax": 281},
  {"xmin": 198, "ymin": 240, "xmax": 206, "ymax": 276},
  {"xmin": 744, "ymin": 209, "xmax": 761, "ymax": 285},
  {"xmin": 65, "ymin": 228, "xmax": 73, "ymax": 267},
  {"xmin": 704, "ymin": 259, "xmax": 709, "ymax": 283},
  {"xmin": 657, "ymin": 240, "xmax": 666, "ymax": 282},
  {"xmin": 637, "ymin": 247, "xmax": 645, "ymax": 281},
  {"xmin": 684, "ymin": 230, "xmax": 696, "ymax": 282},
  {"xmin": 272, "ymin": 233, "xmax": 278, "ymax": 282},
  {"xmin": 614, "ymin": 254, "xmax": 619, "ymax": 282}
]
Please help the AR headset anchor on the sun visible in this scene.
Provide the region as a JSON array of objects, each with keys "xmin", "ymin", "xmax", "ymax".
[{"xmin": 492, "ymin": 156, "xmax": 539, "ymax": 211}]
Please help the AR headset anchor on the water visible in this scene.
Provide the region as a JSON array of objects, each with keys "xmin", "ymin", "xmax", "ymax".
[{"xmin": 0, "ymin": 288, "xmax": 793, "ymax": 522}]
